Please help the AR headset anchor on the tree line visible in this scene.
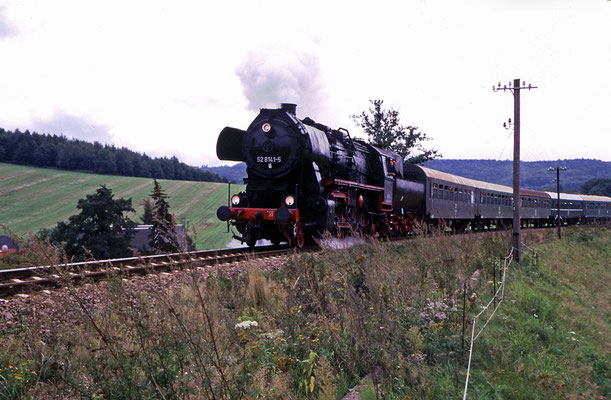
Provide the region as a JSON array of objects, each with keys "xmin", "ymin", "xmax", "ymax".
[{"xmin": 0, "ymin": 128, "xmax": 227, "ymax": 182}]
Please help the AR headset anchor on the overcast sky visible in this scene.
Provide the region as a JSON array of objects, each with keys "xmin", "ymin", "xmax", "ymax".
[{"xmin": 1, "ymin": 0, "xmax": 609, "ymax": 166}]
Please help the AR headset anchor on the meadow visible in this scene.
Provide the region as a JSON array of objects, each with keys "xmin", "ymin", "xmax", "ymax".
[
  {"xmin": 0, "ymin": 162, "xmax": 242, "ymax": 250},
  {"xmin": 1, "ymin": 226, "xmax": 608, "ymax": 398}
]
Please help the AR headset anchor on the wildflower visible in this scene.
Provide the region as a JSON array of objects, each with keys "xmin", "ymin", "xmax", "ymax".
[{"xmin": 235, "ymin": 320, "xmax": 259, "ymax": 330}]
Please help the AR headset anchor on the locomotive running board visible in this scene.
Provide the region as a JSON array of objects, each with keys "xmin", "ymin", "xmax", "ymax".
[{"xmin": 321, "ymin": 178, "xmax": 384, "ymax": 192}]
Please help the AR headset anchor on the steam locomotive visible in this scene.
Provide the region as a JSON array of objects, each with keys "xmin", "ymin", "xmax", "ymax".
[
  {"xmin": 216, "ymin": 104, "xmax": 611, "ymax": 247},
  {"xmin": 216, "ymin": 103, "xmax": 424, "ymax": 247}
]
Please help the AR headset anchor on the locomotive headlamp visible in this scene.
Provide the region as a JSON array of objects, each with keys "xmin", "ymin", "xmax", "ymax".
[
  {"xmin": 285, "ymin": 195, "xmax": 295, "ymax": 206},
  {"xmin": 231, "ymin": 195, "xmax": 241, "ymax": 206},
  {"xmin": 262, "ymin": 123, "xmax": 271, "ymax": 132}
]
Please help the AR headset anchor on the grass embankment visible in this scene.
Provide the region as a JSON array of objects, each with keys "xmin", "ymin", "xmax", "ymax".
[
  {"xmin": 0, "ymin": 162, "xmax": 242, "ymax": 250},
  {"xmin": 0, "ymin": 227, "xmax": 608, "ymax": 399}
]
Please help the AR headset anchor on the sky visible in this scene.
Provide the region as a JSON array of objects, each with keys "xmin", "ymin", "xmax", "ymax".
[{"xmin": 0, "ymin": 0, "xmax": 609, "ymax": 167}]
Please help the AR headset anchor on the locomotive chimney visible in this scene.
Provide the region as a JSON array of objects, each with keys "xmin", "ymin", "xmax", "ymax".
[{"xmin": 281, "ymin": 103, "xmax": 297, "ymax": 115}]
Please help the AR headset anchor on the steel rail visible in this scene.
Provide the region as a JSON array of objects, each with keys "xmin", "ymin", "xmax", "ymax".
[{"xmin": 0, "ymin": 245, "xmax": 297, "ymax": 298}]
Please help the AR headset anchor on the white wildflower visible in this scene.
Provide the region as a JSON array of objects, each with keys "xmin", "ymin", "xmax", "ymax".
[{"xmin": 235, "ymin": 320, "xmax": 259, "ymax": 330}]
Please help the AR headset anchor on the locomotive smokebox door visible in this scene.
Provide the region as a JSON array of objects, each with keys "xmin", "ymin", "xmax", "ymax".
[{"xmin": 217, "ymin": 127, "xmax": 246, "ymax": 161}]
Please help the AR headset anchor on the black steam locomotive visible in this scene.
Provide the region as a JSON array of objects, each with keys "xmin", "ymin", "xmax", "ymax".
[{"xmin": 216, "ymin": 103, "xmax": 424, "ymax": 247}]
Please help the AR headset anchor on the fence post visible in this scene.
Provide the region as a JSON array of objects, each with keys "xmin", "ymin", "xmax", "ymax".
[
  {"xmin": 493, "ymin": 261, "xmax": 497, "ymax": 309},
  {"xmin": 461, "ymin": 281, "xmax": 466, "ymax": 365}
]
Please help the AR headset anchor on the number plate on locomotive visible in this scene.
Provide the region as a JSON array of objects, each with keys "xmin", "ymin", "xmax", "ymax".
[{"xmin": 257, "ymin": 156, "xmax": 282, "ymax": 163}]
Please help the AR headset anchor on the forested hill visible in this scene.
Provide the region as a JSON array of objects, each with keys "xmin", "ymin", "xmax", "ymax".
[
  {"xmin": 422, "ymin": 159, "xmax": 611, "ymax": 192},
  {"xmin": 0, "ymin": 128, "xmax": 226, "ymax": 182},
  {"xmin": 203, "ymin": 159, "xmax": 610, "ymax": 193},
  {"xmin": 201, "ymin": 163, "xmax": 247, "ymax": 184}
]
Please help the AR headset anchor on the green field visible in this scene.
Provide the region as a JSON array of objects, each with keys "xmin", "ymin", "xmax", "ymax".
[{"xmin": 0, "ymin": 162, "xmax": 243, "ymax": 249}]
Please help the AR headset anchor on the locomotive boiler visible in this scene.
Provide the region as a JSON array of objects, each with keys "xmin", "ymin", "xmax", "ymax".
[{"xmin": 216, "ymin": 103, "xmax": 425, "ymax": 247}]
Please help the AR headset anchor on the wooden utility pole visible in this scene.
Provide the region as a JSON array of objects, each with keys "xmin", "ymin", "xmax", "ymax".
[
  {"xmin": 512, "ymin": 79, "xmax": 521, "ymax": 262},
  {"xmin": 493, "ymin": 79, "xmax": 537, "ymax": 262},
  {"xmin": 548, "ymin": 166, "xmax": 567, "ymax": 239}
]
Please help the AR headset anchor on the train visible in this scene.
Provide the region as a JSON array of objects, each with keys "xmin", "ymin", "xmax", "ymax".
[{"xmin": 215, "ymin": 103, "xmax": 611, "ymax": 247}]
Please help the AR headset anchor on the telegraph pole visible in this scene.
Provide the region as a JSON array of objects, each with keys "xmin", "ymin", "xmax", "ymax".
[
  {"xmin": 548, "ymin": 166, "xmax": 567, "ymax": 239},
  {"xmin": 494, "ymin": 79, "xmax": 537, "ymax": 262}
]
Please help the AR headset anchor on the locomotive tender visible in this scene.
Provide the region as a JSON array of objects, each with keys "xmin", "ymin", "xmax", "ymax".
[{"xmin": 216, "ymin": 104, "xmax": 611, "ymax": 247}]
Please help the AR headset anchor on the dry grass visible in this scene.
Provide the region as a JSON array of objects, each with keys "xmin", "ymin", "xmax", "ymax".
[{"xmin": 1, "ymin": 227, "xmax": 609, "ymax": 399}]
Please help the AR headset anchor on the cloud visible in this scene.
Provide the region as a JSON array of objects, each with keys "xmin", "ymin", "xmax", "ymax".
[
  {"xmin": 0, "ymin": 4, "xmax": 17, "ymax": 38},
  {"xmin": 235, "ymin": 44, "xmax": 328, "ymax": 119},
  {"xmin": 32, "ymin": 111, "xmax": 114, "ymax": 144}
]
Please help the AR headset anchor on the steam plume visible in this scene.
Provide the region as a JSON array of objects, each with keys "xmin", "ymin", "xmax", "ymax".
[{"xmin": 235, "ymin": 45, "xmax": 327, "ymax": 118}]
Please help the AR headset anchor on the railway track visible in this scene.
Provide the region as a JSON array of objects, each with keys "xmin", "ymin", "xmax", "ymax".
[
  {"xmin": 0, "ymin": 224, "xmax": 581, "ymax": 299},
  {"xmin": 0, "ymin": 245, "xmax": 298, "ymax": 298}
]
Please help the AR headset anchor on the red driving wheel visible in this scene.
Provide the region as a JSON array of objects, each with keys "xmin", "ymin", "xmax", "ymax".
[{"xmin": 295, "ymin": 221, "xmax": 305, "ymax": 248}]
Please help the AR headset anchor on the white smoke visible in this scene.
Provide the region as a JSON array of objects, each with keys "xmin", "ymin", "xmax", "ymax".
[{"xmin": 235, "ymin": 44, "xmax": 328, "ymax": 119}]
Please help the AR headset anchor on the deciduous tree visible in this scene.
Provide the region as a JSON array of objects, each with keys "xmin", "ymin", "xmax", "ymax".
[
  {"xmin": 48, "ymin": 185, "xmax": 135, "ymax": 260},
  {"xmin": 353, "ymin": 99, "xmax": 440, "ymax": 163}
]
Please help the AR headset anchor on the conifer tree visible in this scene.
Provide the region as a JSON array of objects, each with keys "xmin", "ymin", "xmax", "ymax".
[
  {"xmin": 149, "ymin": 179, "xmax": 179, "ymax": 253},
  {"xmin": 140, "ymin": 199, "xmax": 154, "ymax": 225}
]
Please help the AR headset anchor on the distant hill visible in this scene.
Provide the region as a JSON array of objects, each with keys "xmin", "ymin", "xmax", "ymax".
[
  {"xmin": 422, "ymin": 159, "xmax": 611, "ymax": 192},
  {"xmin": 201, "ymin": 163, "xmax": 247, "ymax": 184},
  {"xmin": 581, "ymin": 178, "xmax": 611, "ymax": 196},
  {"xmin": 203, "ymin": 159, "xmax": 610, "ymax": 193}
]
